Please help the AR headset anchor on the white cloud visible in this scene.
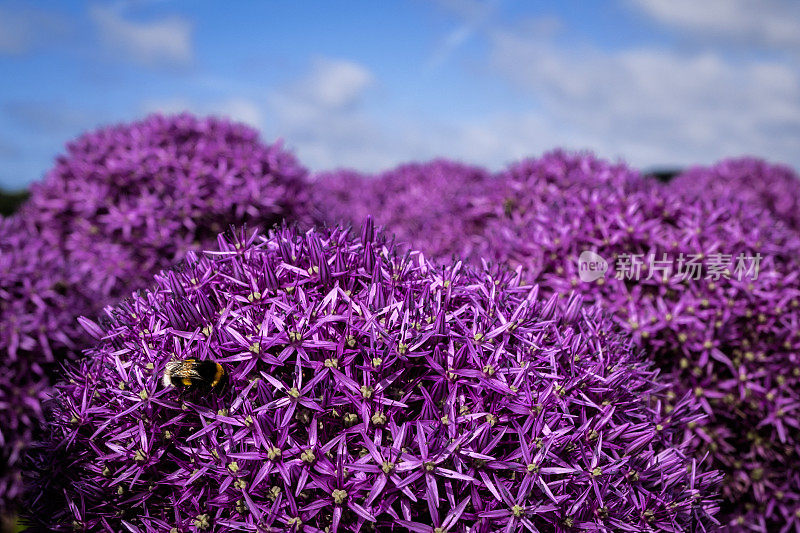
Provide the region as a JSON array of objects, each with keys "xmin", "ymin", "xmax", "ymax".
[
  {"xmin": 267, "ymin": 63, "xmax": 585, "ymax": 172},
  {"xmin": 265, "ymin": 58, "xmax": 394, "ymax": 170},
  {"xmin": 237, "ymin": 48, "xmax": 800, "ymax": 174},
  {"xmin": 262, "ymin": 57, "xmax": 523, "ymax": 171},
  {"xmin": 137, "ymin": 59, "xmax": 383, "ymax": 171},
  {"xmin": 89, "ymin": 3, "xmax": 193, "ymax": 67},
  {"xmin": 429, "ymin": 25, "xmax": 474, "ymax": 69},
  {"xmin": 484, "ymin": 22, "xmax": 800, "ymax": 169},
  {"xmin": 139, "ymin": 32, "xmax": 800, "ymax": 175},
  {"xmin": 140, "ymin": 59, "xmax": 381, "ymax": 170},
  {"xmin": 628, "ymin": 0, "xmax": 800, "ymax": 50},
  {"xmin": 140, "ymin": 58, "xmax": 516, "ymax": 172},
  {"xmin": 428, "ymin": 0, "xmax": 502, "ymax": 69},
  {"xmin": 298, "ymin": 58, "xmax": 374, "ymax": 110},
  {"xmin": 218, "ymin": 98, "xmax": 263, "ymax": 128}
]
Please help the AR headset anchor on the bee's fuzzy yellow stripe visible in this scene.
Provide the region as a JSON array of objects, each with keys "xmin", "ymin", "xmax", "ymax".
[{"xmin": 211, "ymin": 364, "xmax": 224, "ymax": 388}]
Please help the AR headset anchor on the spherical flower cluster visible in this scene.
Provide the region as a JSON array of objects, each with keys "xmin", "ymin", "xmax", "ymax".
[
  {"xmin": 495, "ymin": 150, "xmax": 640, "ymax": 203},
  {"xmin": 31, "ymin": 222, "xmax": 719, "ymax": 532},
  {"xmin": 0, "ymin": 113, "xmax": 308, "ymax": 511},
  {"xmin": 486, "ymin": 152, "xmax": 800, "ymax": 531},
  {"xmin": 312, "ymin": 160, "xmax": 495, "ymax": 262},
  {"xmin": 22, "ymin": 112, "xmax": 309, "ymax": 289},
  {"xmin": 672, "ymin": 157, "xmax": 800, "ymax": 232},
  {"xmin": 309, "ymin": 169, "xmax": 374, "ymax": 231},
  {"xmin": 0, "ymin": 216, "xmax": 104, "ymax": 510}
]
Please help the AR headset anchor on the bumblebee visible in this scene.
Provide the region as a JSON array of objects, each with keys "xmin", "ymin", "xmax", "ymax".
[{"xmin": 162, "ymin": 358, "xmax": 227, "ymax": 391}]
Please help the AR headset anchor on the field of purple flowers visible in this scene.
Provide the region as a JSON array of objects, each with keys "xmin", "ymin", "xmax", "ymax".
[{"xmin": 1, "ymin": 114, "xmax": 799, "ymax": 532}]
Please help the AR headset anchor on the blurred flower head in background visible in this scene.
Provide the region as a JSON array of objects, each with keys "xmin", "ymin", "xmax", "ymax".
[
  {"xmin": 312, "ymin": 160, "xmax": 496, "ymax": 261},
  {"xmin": 481, "ymin": 152, "xmax": 800, "ymax": 530}
]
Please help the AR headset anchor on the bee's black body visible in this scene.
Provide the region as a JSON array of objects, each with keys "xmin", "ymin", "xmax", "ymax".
[{"xmin": 162, "ymin": 358, "xmax": 227, "ymax": 391}]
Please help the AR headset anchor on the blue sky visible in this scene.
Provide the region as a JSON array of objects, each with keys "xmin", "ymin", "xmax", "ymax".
[{"xmin": 0, "ymin": 0, "xmax": 798, "ymax": 189}]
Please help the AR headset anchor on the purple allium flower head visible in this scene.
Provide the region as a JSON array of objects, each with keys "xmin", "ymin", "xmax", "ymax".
[
  {"xmin": 0, "ymin": 216, "xmax": 101, "ymax": 511},
  {"xmin": 29, "ymin": 222, "xmax": 719, "ymax": 532},
  {"xmin": 23, "ymin": 112, "xmax": 309, "ymax": 278},
  {"xmin": 497, "ymin": 150, "xmax": 640, "ymax": 200},
  {"xmin": 1, "ymin": 113, "xmax": 309, "ymax": 512},
  {"xmin": 309, "ymin": 169, "xmax": 374, "ymax": 231},
  {"xmin": 672, "ymin": 158, "xmax": 800, "ymax": 232},
  {"xmin": 486, "ymin": 151, "xmax": 800, "ymax": 531},
  {"xmin": 312, "ymin": 160, "xmax": 496, "ymax": 261}
]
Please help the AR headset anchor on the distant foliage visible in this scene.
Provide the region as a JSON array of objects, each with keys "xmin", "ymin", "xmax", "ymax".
[{"xmin": 0, "ymin": 189, "xmax": 29, "ymax": 216}]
